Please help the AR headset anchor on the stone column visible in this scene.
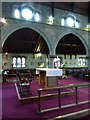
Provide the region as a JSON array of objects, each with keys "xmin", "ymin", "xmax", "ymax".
[
  {"xmin": 0, "ymin": 2, "xmax": 2, "ymax": 120},
  {"xmin": 0, "ymin": 1, "xmax": 2, "ymax": 81},
  {"xmin": 87, "ymin": 32, "xmax": 90, "ymax": 70},
  {"xmin": 49, "ymin": 48, "xmax": 56, "ymax": 68},
  {"xmin": 87, "ymin": 56, "xmax": 90, "ymax": 70},
  {"xmin": 88, "ymin": 59, "xmax": 90, "ymax": 70}
]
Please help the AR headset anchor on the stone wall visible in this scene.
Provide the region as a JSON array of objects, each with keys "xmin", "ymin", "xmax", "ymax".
[
  {"xmin": 2, "ymin": 53, "xmax": 87, "ymax": 70},
  {"xmin": 0, "ymin": 2, "xmax": 2, "ymax": 82},
  {"xmin": 1, "ymin": 2, "xmax": 90, "ymax": 70}
]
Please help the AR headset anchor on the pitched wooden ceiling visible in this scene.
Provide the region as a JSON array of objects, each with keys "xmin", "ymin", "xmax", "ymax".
[{"xmin": 36, "ymin": 2, "xmax": 89, "ymax": 16}]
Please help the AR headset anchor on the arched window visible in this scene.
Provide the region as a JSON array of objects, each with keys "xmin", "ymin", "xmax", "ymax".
[
  {"xmin": 54, "ymin": 56, "xmax": 61, "ymax": 68},
  {"xmin": 14, "ymin": 9, "xmax": 20, "ymax": 19},
  {"xmin": 13, "ymin": 57, "xmax": 16, "ymax": 67},
  {"xmin": 12, "ymin": 57, "xmax": 26, "ymax": 68},
  {"xmin": 22, "ymin": 57, "xmax": 25, "ymax": 67},
  {"xmin": 66, "ymin": 16, "xmax": 75, "ymax": 27},
  {"xmin": 61, "ymin": 15, "xmax": 80, "ymax": 28},
  {"xmin": 78, "ymin": 57, "xmax": 87, "ymax": 66},
  {"xmin": 17, "ymin": 57, "xmax": 21, "ymax": 67}
]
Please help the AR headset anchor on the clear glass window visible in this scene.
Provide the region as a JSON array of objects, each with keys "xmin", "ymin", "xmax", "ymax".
[
  {"xmin": 78, "ymin": 58, "xmax": 87, "ymax": 66},
  {"xmin": 66, "ymin": 17, "xmax": 75, "ymax": 27},
  {"xmin": 54, "ymin": 57, "xmax": 60, "ymax": 68},
  {"xmin": 61, "ymin": 15, "xmax": 79, "ymax": 28},
  {"xmin": 22, "ymin": 57, "xmax": 25, "ymax": 67},
  {"xmin": 14, "ymin": 9, "xmax": 20, "ymax": 19},
  {"xmin": 13, "ymin": 57, "xmax": 16, "ymax": 67},
  {"xmin": 61, "ymin": 18, "xmax": 65, "ymax": 26},
  {"xmin": 12, "ymin": 57, "xmax": 26, "ymax": 68},
  {"xmin": 17, "ymin": 57, "xmax": 21, "ymax": 67}
]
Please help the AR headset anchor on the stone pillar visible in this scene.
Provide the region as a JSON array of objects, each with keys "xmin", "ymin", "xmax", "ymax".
[
  {"xmin": 87, "ymin": 33, "xmax": 90, "ymax": 70},
  {"xmin": 49, "ymin": 56, "xmax": 54, "ymax": 68},
  {"xmin": 0, "ymin": 1, "xmax": 2, "ymax": 17},
  {"xmin": 0, "ymin": 30, "xmax": 2, "ymax": 80},
  {"xmin": 0, "ymin": 1, "xmax": 2, "ymax": 82},
  {"xmin": 88, "ymin": 58, "xmax": 90, "ymax": 70},
  {"xmin": 0, "ymin": 2, "xmax": 2, "ymax": 120},
  {"xmin": 49, "ymin": 48, "xmax": 56, "ymax": 68},
  {"xmin": 87, "ymin": 56, "xmax": 90, "ymax": 70}
]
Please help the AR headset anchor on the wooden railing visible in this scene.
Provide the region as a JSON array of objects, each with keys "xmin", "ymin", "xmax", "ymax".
[{"xmin": 38, "ymin": 83, "xmax": 90, "ymax": 113}]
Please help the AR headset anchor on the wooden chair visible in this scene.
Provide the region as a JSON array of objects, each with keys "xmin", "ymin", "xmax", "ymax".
[{"xmin": 17, "ymin": 73, "xmax": 32, "ymax": 95}]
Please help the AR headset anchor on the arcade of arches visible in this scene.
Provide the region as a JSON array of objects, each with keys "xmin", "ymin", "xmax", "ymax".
[
  {"xmin": 1, "ymin": 2, "xmax": 90, "ymax": 82},
  {"xmin": 1, "ymin": 3, "xmax": 90, "ymax": 120},
  {"xmin": 3, "ymin": 28, "xmax": 87, "ymax": 69}
]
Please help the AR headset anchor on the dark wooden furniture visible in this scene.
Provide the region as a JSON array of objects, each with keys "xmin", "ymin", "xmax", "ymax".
[
  {"xmin": 17, "ymin": 73, "xmax": 32, "ymax": 95},
  {"xmin": 2, "ymin": 69, "xmax": 35, "ymax": 82}
]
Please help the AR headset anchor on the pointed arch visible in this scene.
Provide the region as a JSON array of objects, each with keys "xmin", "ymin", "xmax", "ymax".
[
  {"xmin": 3, "ymin": 27, "xmax": 49, "ymax": 54},
  {"xmin": 55, "ymin": 31, "xmax": 89, "ymax": 55},
  {"xmin": 2, "ymin": 24, "xmax": 51, "ymax": 54}
]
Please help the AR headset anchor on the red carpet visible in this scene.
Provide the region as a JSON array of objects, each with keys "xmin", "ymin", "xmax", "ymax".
[{"xmin": 2, "ymin": 76, "xmax": 90, "ymax": 119}]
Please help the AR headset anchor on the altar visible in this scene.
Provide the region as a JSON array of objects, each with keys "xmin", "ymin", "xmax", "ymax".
[{"xmin": 36, "ymin": 68, "xmax": 62, "ymax": 87}]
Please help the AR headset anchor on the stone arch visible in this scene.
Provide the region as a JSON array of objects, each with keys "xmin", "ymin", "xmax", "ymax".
[
  {"xmin": 2, "ymin": 23, "xmax": 51, "ymax": 54},
  {"xmin": 55, "ymin": 31, "xmax": 89, "ymax": 55}
]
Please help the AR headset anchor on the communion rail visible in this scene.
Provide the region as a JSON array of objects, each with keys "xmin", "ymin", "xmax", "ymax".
[{"xmin": 38, "ymin": 83, "xmax": 90, "ymax": 113}]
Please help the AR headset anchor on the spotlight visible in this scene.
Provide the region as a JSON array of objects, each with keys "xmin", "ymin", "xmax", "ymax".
[
  {"xmin": 47, "ymin": 16, "xmax": 54, "ymax": 24},
  {"xmin": 0, "ymin": 17, "xmax": 6, "ymax": 27}
]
